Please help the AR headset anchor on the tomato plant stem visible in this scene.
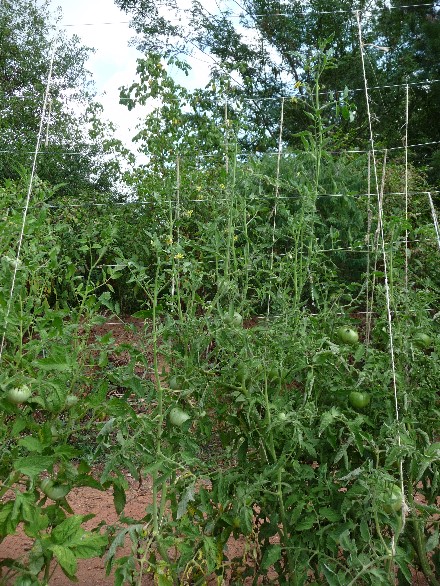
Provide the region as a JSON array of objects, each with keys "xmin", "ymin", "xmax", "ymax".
[
  {"xmin": 151, "ymin": 261, "xmax": 171, "ymax": 569},
  {"xmin": 406, "ymin": 482, "xmax": 440, "ymax": 586}
]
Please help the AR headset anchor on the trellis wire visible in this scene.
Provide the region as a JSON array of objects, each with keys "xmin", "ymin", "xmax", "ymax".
[
  {"xmin": 45, "ymin": 98, "xmax": 52, "ymax": 148},
  {"xmin": 365, "ymin": 151, "xmax": 373, "ymax": 346},
  {"xmin": 170, "ymin": 155, "xmax": 181, "ymax": 297},
  {"xmin": 6, "ymin": 78, "xmax": 440, "ymax": 103},
  {"xmin": 3, "ymin": 189, "xmax": 439, "ymax": 212},
  {"xmin": 366, "ymin": 151, "xmax": 388, "ymax": 351},
  {"xmin": 267, "ymin": 97, "xmax": 285, "ymax": 316},
  {"xmin": 98, "ymin": 239, "xmax": 434, "ymax": 266},
  {"xmin": 427, "ymin": 192, "xmax": 440, "ymax": 251},
  {"xmin": 404, "ymin": 84, "xmax": 410, "ymax": 291},
  {"xmin": 0, "ymin": 40, "xmax": 57, "ymax": 364},
  {"xmin": 224, "ymin": 98, "xmax": 229, "ymax": 174},
  {"xmin": 57, "ymin": 3, "xmax": 437, "ymax": 27},
  {"xmin": 3, "ymin": 138, "xmax": 438, "ymax": 158},
  {"xmin": 356, "ymin": 9, "xmax": 406, "ymax": 544}
]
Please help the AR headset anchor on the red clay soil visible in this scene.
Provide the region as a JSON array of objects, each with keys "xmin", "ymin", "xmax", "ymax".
[{"xmin": 0, "ymin": 478, "xmax": 149, "ymax": 586}]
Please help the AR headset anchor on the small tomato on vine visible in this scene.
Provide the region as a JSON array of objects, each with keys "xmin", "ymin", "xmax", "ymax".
[
  {"xmin": 6, "ymin": 385, "xmax": 31, "ymax": 405},
  {"xmin": 349, "ymin": 391, "xmax": 370, "ymax": 409},
  {"xmin": 338, "ymin": 327, "xmax": 359, "ymax": 345}
]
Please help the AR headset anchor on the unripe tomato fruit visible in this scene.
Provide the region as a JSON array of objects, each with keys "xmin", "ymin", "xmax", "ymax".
[
  {"xmin": 383, "ymin": 484, "xmax": 403, "ymax": 514},
  {"xmin": 65, "ymin": 394, "xmax": 78, "ymax": 407},
  {"xmin": 413, "ymin": 332, "xmax": 432, "ymax": 349},
  {"xmin": 338, "ymin": 327, "xmax": 359, "ymax": 345},
  {"xmin": 40, "ymin": 478, "xmax": 70, "ymax": 501},
  {"xmin": 232, "ymin": 516, "xmax": 241, "ymax": 529},
  {"xmin": 224, "ymin": 311, "xmax": 243, "ymax": 327},
  {"xmin": 169, "ymin": 407, "xmax": 191, "ymax": 426},
  {"xmin": 349, "ymin": 391, "xmax": 370, "ymax": 409},
  {"xmin": 6, "ymin": 385, "xmax": 31, "ymax": 404}
]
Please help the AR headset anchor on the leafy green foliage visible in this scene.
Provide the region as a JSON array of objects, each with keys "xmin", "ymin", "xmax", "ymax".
[{"xmin": 1, "ymin": 9, "xmax": 439, "ymax": 585}]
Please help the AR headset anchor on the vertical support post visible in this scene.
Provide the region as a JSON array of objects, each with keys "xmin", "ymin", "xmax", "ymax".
[
  {"xmin": 356, "ymin": 10, "xmax": 405, "ymax": 539},
  {"xmin": 224, "ymin": 99, "xmax": 229, "ymax": 175},
  {"xmin": 267, "ymin": 97, "xmax": 285, "ymax": 316},
  {"xmin": 0, "ymin": 39, "xmax": 57, "ymax": 363},
  {"xmin": 404, "ymin": 84, "xmax": 409, "ymax": 291},
  {"xmin": 427, "ymin": 192, "xmax": 440, "ymax": 251}
]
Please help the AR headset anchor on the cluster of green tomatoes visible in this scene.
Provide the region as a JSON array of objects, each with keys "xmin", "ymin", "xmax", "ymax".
[{"xmin": 336, "ymin": 325, "xmax": 433, "ymax": 410}]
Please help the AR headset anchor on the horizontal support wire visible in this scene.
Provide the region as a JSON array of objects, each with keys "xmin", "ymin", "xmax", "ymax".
[
  {"xmin": 6, "ymin": 78, "xmax": 438, "ymax": 102},
  {"xmin": 56, "ymin": 3, "xmax": 438, "ymax": 27},
  {"xmin": 1, "ymin": 139, "xmax": 440, "ymax": 160},
  {"xmin": 95, "ymin": 238, "xmax": 436, "ymax": 265},
  {"xmin": 3, "ymin": 189, "xmax": 440, "ymax": 211}
]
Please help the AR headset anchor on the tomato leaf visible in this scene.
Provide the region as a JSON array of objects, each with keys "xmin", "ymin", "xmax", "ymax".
[
  {"xmin": 261, "ymin": 544, "xmax": 282, "ymax": 570},
  {"xmin": 177, "ymin": 483, "xmax": 195, "ymax": 519},
  {"xmin": 74, "ymin": 532, "xmax": 108, "ymax": 558},
  {"xmin": 295, "ymin": 516, "xmax": 315, "ymax": 531},
  {"xmin": 18, "ymin": 436, "xmax": 43, "ymax": 453},
  {"xmin": 113, "ymin": 482, "xmax": 127, "ymax": 516},
  {"xmin": 319, "ymin": 507, "xmax": 340, "ymax": 522},
  {"xmin": 50, "ymin": 545, "xmax": 77, "ymax": 577},
  {"xmin": 0, "ymin": 502, "xmax": 19, "ymax": 537},
  {"xmin": 13, "ymin": 456, "xmax": 55, "ymax": 478},
  {"xmin": 51, "ymin": 515, "xmax": 85, "ymax": 546}
]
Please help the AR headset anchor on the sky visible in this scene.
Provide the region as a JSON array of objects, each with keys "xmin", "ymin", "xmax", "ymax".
[{"xmin": 43, "ymin": 0, "xmax": 214, "ymax": 156}]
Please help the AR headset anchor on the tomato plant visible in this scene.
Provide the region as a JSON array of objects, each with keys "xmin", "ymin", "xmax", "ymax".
[{"xmin": 424, "ymin": 442, "xmax": 440, "ymax": 459}]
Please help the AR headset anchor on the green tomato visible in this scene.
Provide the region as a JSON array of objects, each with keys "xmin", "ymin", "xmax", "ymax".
[
  {"xmin": 338, "ymin": 327, "xmax": 359, "ymax": 345},
  {"xmin": 413, "ymin": 332, "xmax": 432, "ymax": 349},
  {"xmin": 6, "ymin": 385, "xmax": 31, "ymax": 405},
  {"xmin": 50, "ymin": 425, "xmax": 61, "ymax": 440},
  {"xmin": 232, "ymin": 516, "xmax": 241, "ymax": 529},
  {"xmin": 383, "ymin": 484, "xmax": 403, "ymax": 514},
  {"xmin": 65, "ymin": 394, "xmax": 78, "ymax": 407},
  {"xmin": 40, "ymin": 478, "xmax": 70, "ymax": 501},
  {"xmin": 224, "ymin": 311, "xmax": 243, "ymax": 327},
  {"xmin": 169, "ymin": 407, "xmax": 191, "ymax": 427},
  {"xmin": 349, "ymin": 391, "xmax": 370, "ymax": 409}
]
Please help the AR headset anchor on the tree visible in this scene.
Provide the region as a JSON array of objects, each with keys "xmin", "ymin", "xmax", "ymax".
[
  {"xmin": 114, "ymin": 0, "xmax": 439, "ymax": 178},
  {"xmin": 0, "ymin": 0, "xmax": 130, "ymax": 196}
]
